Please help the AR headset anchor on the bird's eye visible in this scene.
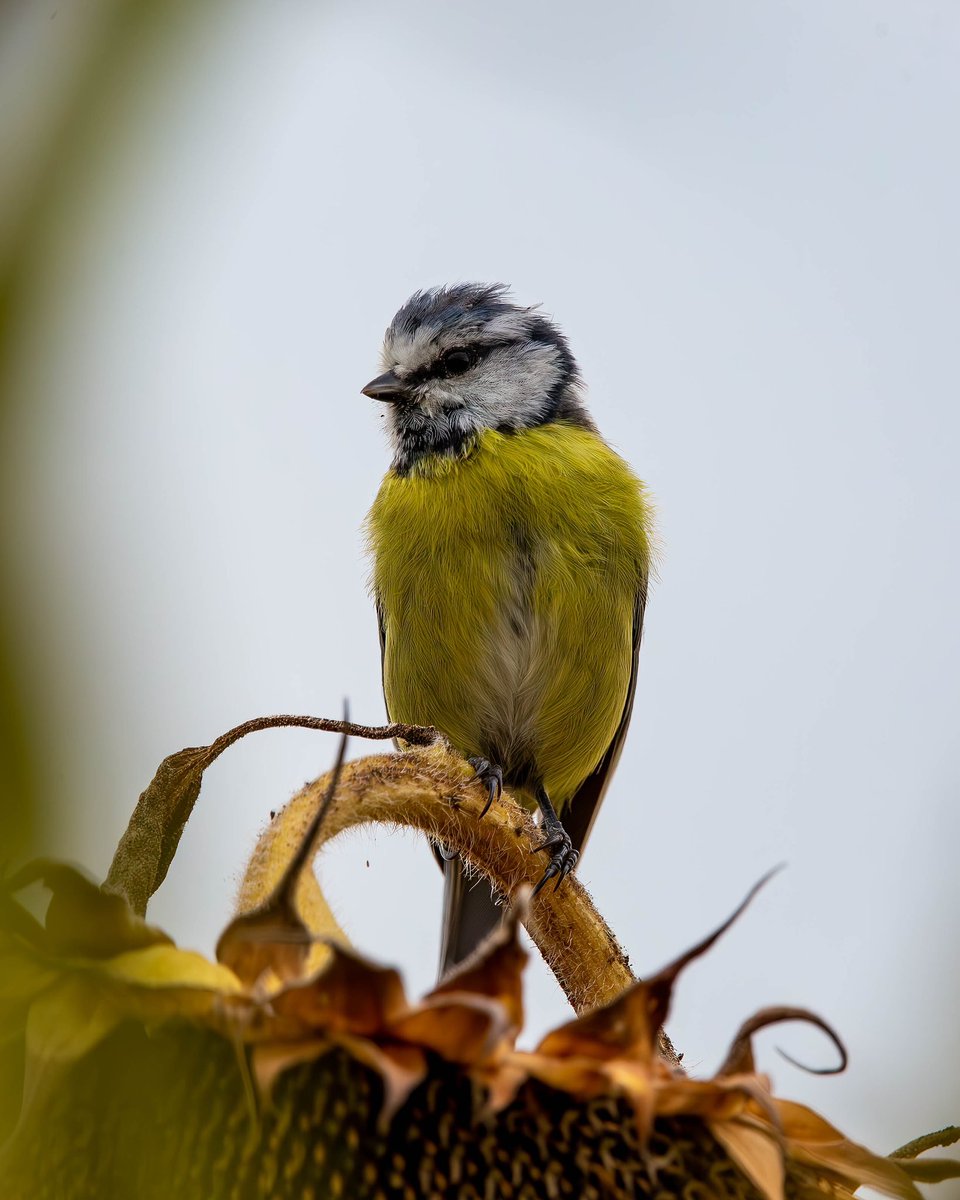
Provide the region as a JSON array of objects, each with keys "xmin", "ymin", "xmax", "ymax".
[{"xmin": 440, "ymin": 348, "xmax": 477, "ymax": 377}]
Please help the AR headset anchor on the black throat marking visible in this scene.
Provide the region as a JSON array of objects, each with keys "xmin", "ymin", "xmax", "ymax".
[
  {"xmin": 389, "ymin": 384, "xmax": 594, "ymax": 475},
  {"xmin": 390, "ymin": 409, "xmax": 478, "ymax": 474}
]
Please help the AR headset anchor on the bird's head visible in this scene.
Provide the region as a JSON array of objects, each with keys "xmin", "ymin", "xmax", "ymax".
[{"xmin": 362, "ymin": 284, "xmax": 589, "ymax": 472}]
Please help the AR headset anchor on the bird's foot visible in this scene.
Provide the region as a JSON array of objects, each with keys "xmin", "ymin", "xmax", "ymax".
[
  {"xmin": 467, "ymin": 756, "xmax": 503, "ymax": 818},
  {"xmin": 532, "ymin": 822, "xmax": 579, "ymax": 895}
]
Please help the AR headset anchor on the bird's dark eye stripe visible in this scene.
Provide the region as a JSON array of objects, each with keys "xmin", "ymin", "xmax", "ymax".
[{"xmin": 402, "ymin": 339, "xmax": 517, "ymax": 388}]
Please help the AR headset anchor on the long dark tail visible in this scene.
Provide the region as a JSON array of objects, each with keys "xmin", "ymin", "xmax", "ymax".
[{"xmin": 437, "ymin": 854, "xmax": 502, "ymax": 979}]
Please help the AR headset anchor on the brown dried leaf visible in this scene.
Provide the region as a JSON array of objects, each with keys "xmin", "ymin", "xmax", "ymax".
[
  {"xmin": 535, "ymin": 979, "xmax": 664, "ymax": 1064},
  {"xmin": 213, "ymin": 909, "xmax": 312, "ymax": 992},
  {"xmin": 777, "ymin": 1099, "xmax": 927, "ymax": 1200},
  {"xmin": 510, "ymin": 1051, "xmax": 613, "ymax": 1101},
  {"xmin": 269, "ymin": 941, "xmax": 408, "ymax": 1037},
  {"xmin": 709, "ymin": 1118, "xmax": 785, "ymax": 1200},
  {"xmin": 652, "ymin": 1075, "xmax": 764, "ymax": 1122},
  {"xmin": 426, "ymin": 885, "xmax": 529, "ymax": 1033},
  {"xmin": 537, "ymin": 871, "xmax": 778, "ymax": 1066},
  {"xmin": 104, "ymin": 746, "xmax": 211, "ymax": 917},
  {"xmin": 476, "ymin": 1059, "xmax": 530, "ymax": 1116},
  {"xmin": 104, "ymin": 713, "xmax": 437, "ymax": 917},
  {"xmin": 387, "ymin": 895, "xmax": 530, "ymax": 1067},
  {"xmin": 387, "ymin": 993, "xmax": 513, "ymax": 1065}
]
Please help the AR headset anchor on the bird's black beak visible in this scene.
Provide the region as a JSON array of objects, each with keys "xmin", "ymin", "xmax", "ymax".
[{"xmin": 361, "ymin": 370, "xmax": 409, "ymax": 403}]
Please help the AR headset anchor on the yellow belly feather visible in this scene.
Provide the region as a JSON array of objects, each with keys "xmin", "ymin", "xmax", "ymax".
[{"xmin": 366, "ymin": 423, "xmax": 653, "ymax": 808}]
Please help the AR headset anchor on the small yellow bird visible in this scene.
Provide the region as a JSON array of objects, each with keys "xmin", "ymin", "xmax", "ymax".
[{"xmin": 363, "ymin": 285, "xmax": 654, "ymax": 975}]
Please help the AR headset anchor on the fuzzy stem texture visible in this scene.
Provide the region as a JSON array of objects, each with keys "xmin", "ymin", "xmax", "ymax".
[{"xmin": 236, "ymin": 743, "xmax": 643, "ymax": 1021}]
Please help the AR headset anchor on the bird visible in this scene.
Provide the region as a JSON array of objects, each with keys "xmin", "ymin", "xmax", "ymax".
[{"xmin": 362, "ymin": 284, "xmax": 654, "ymax": 977}]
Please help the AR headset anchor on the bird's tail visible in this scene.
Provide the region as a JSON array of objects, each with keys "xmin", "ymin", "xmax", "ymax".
[{"xmin": 437, "ymin": 854, "xmax": 502, "ymax": 979}]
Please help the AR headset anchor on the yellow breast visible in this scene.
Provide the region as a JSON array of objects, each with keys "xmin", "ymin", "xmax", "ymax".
[{"xmin": 366, "ymin": 422, "xmax": 653, "ymax": 806}]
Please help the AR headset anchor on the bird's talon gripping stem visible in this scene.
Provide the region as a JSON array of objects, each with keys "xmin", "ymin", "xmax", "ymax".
[
  {"xmin": 531, "ymin": 841, "xmax": 579, "ymax": 896},
  {"xmin": 468, "ymin": 757, "xmax": 503, "ymax": 818},
  {"xmin": 531, "ymin": 785, "xmax": 579, "ymax": 896}
]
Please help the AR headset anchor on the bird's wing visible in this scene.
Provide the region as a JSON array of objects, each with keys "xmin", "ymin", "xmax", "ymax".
[
  {"xmin": 562, "ymin": 579, "xmax": 647, "ymax": 854},
  {"xmin": 375, "ymin": 593, "xmax": 400, "ymax": 739},
  {"xmin": 375, "ymin": 593, "xmax": 388, "ymax": 686},
  {"xmin": 377, "ymin": 593, "xmax": 448, "ymax": 874}
]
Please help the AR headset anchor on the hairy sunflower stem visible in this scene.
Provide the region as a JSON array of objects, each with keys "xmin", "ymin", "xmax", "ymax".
[{"xmin": 235, "ymin": 742, "xmax": 679, "ymax": 1062}]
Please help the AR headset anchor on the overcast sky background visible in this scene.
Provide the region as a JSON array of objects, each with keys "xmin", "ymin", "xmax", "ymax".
[{"xmin": 2, "ymin": 0, "xmax": 958, "ymax": 1179}]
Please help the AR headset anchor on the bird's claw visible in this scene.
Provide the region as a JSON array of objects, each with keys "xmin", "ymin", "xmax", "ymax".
[
  {"xmin": 467, "ymin": 756, "xmax": 503, "ymax": 818},
  {"xmin": 532, "ymin": 827, "xmax": 579, "ymax": 896}
]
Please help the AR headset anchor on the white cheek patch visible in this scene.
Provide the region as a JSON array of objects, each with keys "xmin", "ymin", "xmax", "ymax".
[
  {"xmin": 464, "ymin": 345, "xmax": 564, "ymax": 429},
  {"xmin": 390, "ymin": 343, "xmax": 565, "ymax": 436}
]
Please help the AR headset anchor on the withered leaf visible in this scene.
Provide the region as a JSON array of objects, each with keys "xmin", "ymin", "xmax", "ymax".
[
  {"xmin": 777, "ymin": 1098, "xmax": 930, "ymax": 1200},
  {"xmin": 103, "ymin": 712, "xmax": 437, "ymax": 918},
  {"xmin": 427, "ymin": 885, "xmax": 529, "ymax": 1032},
  {"xmin": 269, "ymin": 941, "xmax": 408, "ymax": 1036},
  {"xmin": 709, "ymin": 1118, "xmax": 785, "ymax": 1200},
  {"xmin": 387, "ymin": 994, "xmax": 512, "ymax": 1065}
]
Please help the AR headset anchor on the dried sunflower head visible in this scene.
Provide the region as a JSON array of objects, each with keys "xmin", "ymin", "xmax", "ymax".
[{"xmin": 2, "ymin": 858, "xmax": 956, "ymax": 1200}]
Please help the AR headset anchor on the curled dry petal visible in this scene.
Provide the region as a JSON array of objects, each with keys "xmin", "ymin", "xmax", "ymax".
[
  {"xmin": 268, "ymin": 941, "xmax": 408, "ymax": 1037},
  {"xmin": 774, "ymin": 1098, "xmax": 932, "ymax": 1199},
  {"xmin": 427, "ymin": 884, "xmax": 531, "ymax": 1032},
  {"xmin": 535, "ymin": 868, "xmax": 781, "ymax": 1066},
  {"xmin": 718, "ymin": 1006, "xmax": 848, "ymax": 1078}
]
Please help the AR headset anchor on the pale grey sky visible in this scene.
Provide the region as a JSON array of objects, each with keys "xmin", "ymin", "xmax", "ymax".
[{"xmin": 3, "ymin": 0, "xmax": 958, "ymax": 1178}]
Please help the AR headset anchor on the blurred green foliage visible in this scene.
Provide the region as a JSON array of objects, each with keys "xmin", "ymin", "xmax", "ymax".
[
  {"xmin": 0, "ymin": 0, "xmax": 215, "ymax": 1154},
  {"xmin": 0, "ymin": 0, "xmax": 211, "ymax": 859}
]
